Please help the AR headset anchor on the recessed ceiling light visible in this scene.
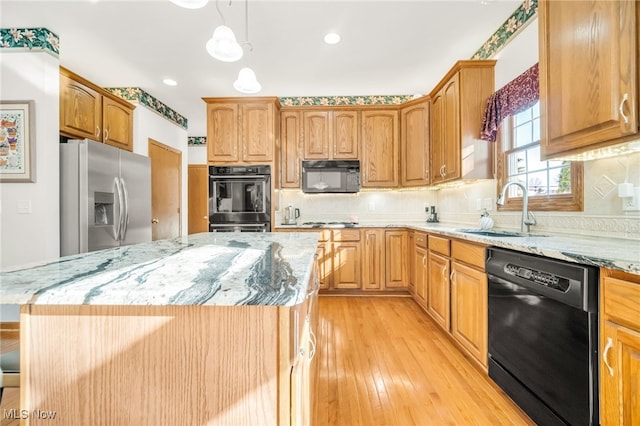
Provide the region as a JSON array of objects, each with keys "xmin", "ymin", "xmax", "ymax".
[
  {"xmin": 324, "ymin": 32, "xmax": 341, "ymax": 45},
  {"xmin": 163, "ymin": 78, "xmax": 178, "ymax": 86}
]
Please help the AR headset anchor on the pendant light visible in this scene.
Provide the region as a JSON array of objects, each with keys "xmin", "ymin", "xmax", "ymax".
[
  {"xmin": 234, "ymin": 0, "xmax": 261, "ymax": 94},
  {"xmin": 206, "ymin": 0, "xmax": 243, "ymax": 62},
  {"xmin": 169, "ymin": 0, "xmax": 209, "ymax": 9}
]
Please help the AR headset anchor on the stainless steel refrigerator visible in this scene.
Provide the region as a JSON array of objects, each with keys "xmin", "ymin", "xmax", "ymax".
[{"xmin": 60, "ymin": 139, "xmax": 152, "ymax": 256}]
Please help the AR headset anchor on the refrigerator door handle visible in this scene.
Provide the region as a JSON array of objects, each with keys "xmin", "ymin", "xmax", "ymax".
[
  {"xmin": 120, "ymin": 178, "xmax": 130, "ymax": 242},
  {"xmin": 114, "ymin": 177, "xmax": 124, "ymax": 242}
]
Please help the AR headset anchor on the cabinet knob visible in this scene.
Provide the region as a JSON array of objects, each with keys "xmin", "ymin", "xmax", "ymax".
[
  {"xmin": 152, "ymin": 218, "xmax": 159, "ymax": 224},
  {"xmin": 203, "ymin": 216, "xmax": 209, "ymax": 220}
]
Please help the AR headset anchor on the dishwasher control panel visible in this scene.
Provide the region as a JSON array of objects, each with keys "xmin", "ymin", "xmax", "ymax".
[{"xmin": 504, "ymin": 263, "xmax": 570, "ymax": 292}]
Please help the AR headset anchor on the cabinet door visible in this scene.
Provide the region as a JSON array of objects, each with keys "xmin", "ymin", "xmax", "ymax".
[
  {"xmin": 385, "ymin": 230, "xmax": 407, "ymax": 288},
  {"xmin": 103, "ymin": 97, "xmax": 134, "ymax": 151},
  {"xmin": 451, "ymin": 261, "xmax": 487, "ymax": 367},
  {"xmin": 242, "ymin": 103, "xmax": 274, "ymax": 162},
  {"xmin": 427, "ymin": 251, "xmax": 450, "ymax": 330},
  {"xmin": 401, "ymin": 100, "xmax": 430, "ymax": 186},
  {"xmin": 187, "ymin": 165, "xmax": 209, "ymax": 234},
  {"xmin": 442, "ymin": 75, "xmax": 460, "ymax": 181},
  {"xmin": 414, "ymin": 246, "xmax": 428, "ymax": 308},
  {"xmin": 430, "ymin": 92, "xmax": 445, "ymax": 184},
  {"xmin": 332, "ymin": 110, "xmax": 359, "ymax": 159},
  {"xmin": 601, "ymin": 321, "xmax": 640, "ymax": 426},
  {"xmin": 332, "ymin": 242, "xmax": 361, "ymax": 289},
  {"xmin": 60, "ymin": 72, "xmax": 102, "ymax": 140},
  {"xmin": 361, "ymin": 110, "xmax": 399, "ymax": 187},
  {"xmin": 408, "ymin": 232, "xmax": 415, "ymax": 293},
  {"xmin": 316, "ymin": 242, "xmax": 331, "ymax": 290},
  {"xmin": 539, "ymin": 0, "xmax": 638, "ymax": 158},
  {"xmin": 207, "ymin": 103, "xmax": 240, "ymax": 162},
  {"xmin": 303, "ymin": 111, "xmax": 330, "ymax": 159},
  {"xmin": 281, "ymin": 111, "xmax": 302, "ymax": 188},
  {"xmin": 362, "ymin": 229, "xmax": 384, "ymax": 290}
]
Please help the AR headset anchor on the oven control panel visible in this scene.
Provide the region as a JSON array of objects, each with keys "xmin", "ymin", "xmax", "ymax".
[{"xmin": 504, "ymin": 263, "xmax": 570, "ymax": 292}]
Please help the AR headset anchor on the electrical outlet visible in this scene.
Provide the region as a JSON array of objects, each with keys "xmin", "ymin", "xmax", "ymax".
[{"xmin": 622, "ymin": 187, "xmax": 640, "ymax": 211}]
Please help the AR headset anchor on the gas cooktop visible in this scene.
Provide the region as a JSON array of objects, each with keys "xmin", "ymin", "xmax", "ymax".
[{"xmin": 302, "ymin": 221, "xmax": 358, "ymax": 228}]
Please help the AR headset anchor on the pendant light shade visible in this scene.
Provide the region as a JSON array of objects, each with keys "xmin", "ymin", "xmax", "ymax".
[
  {"xmin": 169, "ymin": 0, "xmax": 209, "ymax": 9},
  {"xmin": 206, "ymin": 25, "xmax": 243, "ymax": 62},
  {"xmin": 233, "ymin": 67, "xmax": 262, "ymax": 94}
]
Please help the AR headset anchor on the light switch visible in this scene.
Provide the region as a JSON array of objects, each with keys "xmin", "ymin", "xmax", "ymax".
[{"xmin": 17, "ymin": 199, "xmax": 32, "ymax": 214}]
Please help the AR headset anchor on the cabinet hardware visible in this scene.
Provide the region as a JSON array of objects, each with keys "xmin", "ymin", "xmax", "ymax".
[
  {"xmin": 441, "ymin": 265, "xmax": 447, "ymax": 280},
  {"xmin": 151, "ymin": 218, "xmax": 159, "ymax": 224},
  {"xmin": 96, "ymin": 126, "xmax": 100, "ymax": 138},
  {"xmin": 203, "ymin": 216, "xmax": 208, "ymax": 220},
  {"xmin": 450, "ymin": 270, "xmax": 456, "ymax": 283},
  {"xmin": 104, "ymin": 128, "xmax": 109, "ymax": 141},
  {"xmin": 603, "ymin": 336, "xmax": 614, "ymax": 377},
  {"xmin": 619, "ymin": 93, "xmax": 629, "ymax": 124}
]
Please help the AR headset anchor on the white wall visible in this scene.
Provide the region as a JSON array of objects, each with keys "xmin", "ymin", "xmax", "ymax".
[
  {"xmin": 132, "ymin": 107, "xmax": 189, "ymax": 236},
  {"xmin": 188, "ymin": 146, "xmax": 207, "ymax": 165},
  {"xmin": 0, "ymin": 50, "xmax": 60, "ymax": 270}
]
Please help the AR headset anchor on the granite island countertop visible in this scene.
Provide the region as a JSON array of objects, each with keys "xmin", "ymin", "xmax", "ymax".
[
  {"xmin": 0, "ymin": 232, "xmax": 319, "ymax": 306},
  {"xmin": 276, "ymin": 221, "xmax": 640, "ymax": 274}
]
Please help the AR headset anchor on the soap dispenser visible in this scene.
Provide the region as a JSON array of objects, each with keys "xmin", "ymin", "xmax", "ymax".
[{"xmin": 479, "ymin": 208, "xmax": 494, "ymax": 230}]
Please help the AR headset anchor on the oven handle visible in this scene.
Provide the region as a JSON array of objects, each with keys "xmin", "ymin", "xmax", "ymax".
[
  {"xmin": 211, "ymin": 223, "xmax": 268, "ymax": 227},
  {"xmin": 210, "ymin": 175, "xmax": 269, "ymax": 180}
]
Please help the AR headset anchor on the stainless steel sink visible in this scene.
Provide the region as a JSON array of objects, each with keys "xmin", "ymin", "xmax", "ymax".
[{"xmin": 456, "ymin": 229, "xmax": 547, "ymax": 238}]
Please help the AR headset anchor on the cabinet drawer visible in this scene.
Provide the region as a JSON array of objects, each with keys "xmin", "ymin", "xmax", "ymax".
[
  {"xmin": 451, "ymin": 240, "xmax": 486, "ymax": 270},
  {"xmin": 603, "ymin": 275, "xmax": 640, "ymax": 328},
  {"xmin": 415, "ymin": 232, "xmax": 427, "ymax": 249},
  {"xmin": 428, "ymin": 235, "xmax": 450, "ymax": 256},
  {"xmin": 332, "ymin": 229, "xmax": 361, "ymax": 242}
]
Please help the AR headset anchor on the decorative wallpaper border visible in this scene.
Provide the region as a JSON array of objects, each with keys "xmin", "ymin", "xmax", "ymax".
[
  {"xmin": 279, "ymin": 95, "xmax": 415, "ymax": 107},
  {"xmin": 0, "ymin": 28, "xmax": 60, "ymax": 56},
  {"xmin": 471, "ymin": 0, "xmax": 538, "ymax": 60},
  {"xmin": 188, "ymin": 136, "xmax": 206, "ymax": 146},
  {"xmin": 105, "ymin": 87, "xmax": 188, "ymax": 130}
]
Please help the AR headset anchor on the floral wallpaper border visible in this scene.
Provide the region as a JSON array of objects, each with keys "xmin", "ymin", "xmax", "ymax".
[
  {"xmin": 279, "ymin": 95, "xmax": 415, "ymax": 107},
  {"xmin": 0, "ymin": 28, "xmax": 60, "ymax": 56},
  {"xmin": 105, "ymin": 87, "xmax": 188, "ymax": 130},
  {"xmin": 471, "ymin": 0, "xmax": 538, "ymax": 60},
  {"xmin": 188, "ymin": 136, "xmax": 206, "ymax": 146}
]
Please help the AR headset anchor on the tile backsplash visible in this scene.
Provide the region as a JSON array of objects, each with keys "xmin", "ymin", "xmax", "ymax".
[{"xmin": 278, "ymin": 151, "xmax": 640, "ymax": 240}]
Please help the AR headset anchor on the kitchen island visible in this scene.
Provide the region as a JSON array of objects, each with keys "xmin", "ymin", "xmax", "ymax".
[{"xmin": 0, "ymin": 232, "xmax": 320, "ymax": 426}]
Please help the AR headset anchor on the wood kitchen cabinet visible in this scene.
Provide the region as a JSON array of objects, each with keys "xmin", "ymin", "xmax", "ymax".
[
  {"xmin": 302, "ymin": 110, "xmax": 359, "ymax": 160},
  {"xmin": 427, "ymin": 235, "xmax": 451, "ymax": 330},
  {"xmin": 362, "ymin": 229, "xmax": 385, "ymax": 290},
  {"xmin": 385, "ymin": 230, "xmax": 408, "ymax": 289},
  {"xmin": 332, "ymin": 229, "xmax": 362, "ymax": 290},
  {"xmin": 401, "ymin": 98, "xmax": 430, "ymax": 186},
  {"xmin": 413, "ymin": 232, "xmax": 428, "ymax": 308},
  {"xmin": 429, "ymin": 60, "xmax": 495, "ymax": 185},
  {"xmin": 361, "ymin": 109, "xmax": 399, "ymax": 187},
  {"xmin": 539, "ymin": 0, "xmax": 639, "ymax": 159},
  {"xmin": 450, "ymin": 240, "xmax": 488, "ymax": 369},
  {"xmin": 599, "ymin": 268, "xmax": 640, "ymax": 426},
  {"xmin": 280, "ymin": 111, "xmax": 302, "ymax": 188},
  {"xmin": 204, "ymin": 97, "xmax": 280, "ymax": 164},
  {"xmin": 187, "ymin": 165, "xmax": 209, "ymax": 234},
  {"xmin": 60, "ymin": 67, "xmax": 135, "ymax": 151}
]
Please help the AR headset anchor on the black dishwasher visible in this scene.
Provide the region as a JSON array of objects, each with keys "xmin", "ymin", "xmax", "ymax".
[{"xmin": 486, "ymin": 247, "xmax": 599, "ymax": 426}]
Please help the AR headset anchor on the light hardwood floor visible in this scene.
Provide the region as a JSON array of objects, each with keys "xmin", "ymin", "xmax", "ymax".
[{"xmin": 313, "ymin": 296, "xmax": 534, "ymax": 426}]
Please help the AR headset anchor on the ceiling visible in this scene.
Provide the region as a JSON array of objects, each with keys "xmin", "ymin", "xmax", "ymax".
[{"xmin": 1, "ymin": 0, "xmax": 521, "ymax": 137}]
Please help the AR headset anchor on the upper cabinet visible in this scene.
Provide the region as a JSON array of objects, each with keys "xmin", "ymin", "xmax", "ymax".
[
  {"xmin": 361, "ymin": 109, "xmax": 399, "ymax": 187},
  {"xmin": 204, "ymin": 97, "xmax": 281, "ymax": 164},
  {"xmin": 302, "ymin": 110, "xmax": 359, "ymax": 160},
  {"xmin": 60, "ymin": 67, "xmax": 135, "ymax": 152},
  {"xmin": 539, "ymin": 0, "xmax": 639, "ymax": 159},
  {"xmin": 280, "ymin": 110, "xmax": 302, "ymax": 188},
  {"xmin": 429, "ymin": 60, "xmax": 495, "ymax": 185},
  {"xmin": 401, "ymin": 98, "xmax": 430, "ymax": 186}
]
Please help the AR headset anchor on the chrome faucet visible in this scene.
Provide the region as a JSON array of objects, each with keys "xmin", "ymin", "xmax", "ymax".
[{"xmin": 496, "ymin": 181, "xmax": 537, "ymax": 233}]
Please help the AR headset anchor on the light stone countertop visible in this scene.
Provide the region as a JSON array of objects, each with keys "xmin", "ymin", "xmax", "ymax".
[
  {"xmin": 276, "ymin": 221, "xmax": 640, "ymax": 274},
  {"xmin": 0, "ymin": 232, "xmax": 319, "ymax": 306}
]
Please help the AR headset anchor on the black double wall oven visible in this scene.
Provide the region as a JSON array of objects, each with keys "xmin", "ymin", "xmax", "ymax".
[{"xmin": 209, "ymin": 165, "xmax": 271, "ymax": 232}]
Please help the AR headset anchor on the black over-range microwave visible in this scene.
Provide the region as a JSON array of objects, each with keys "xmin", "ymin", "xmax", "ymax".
[{"xmin": 301, "ymin": 160, "xmax": 360, "ymax": 193}]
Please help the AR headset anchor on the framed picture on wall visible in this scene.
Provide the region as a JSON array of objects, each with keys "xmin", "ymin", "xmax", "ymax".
[{"xmin": 0, "ymin": 100, "xmax": 35, "ymax": 182}]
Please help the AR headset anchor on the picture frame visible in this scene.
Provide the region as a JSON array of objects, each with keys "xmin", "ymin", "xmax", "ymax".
[{"xmin": 0, "ymin": 100, "xmax": 35, "ymax": 182}]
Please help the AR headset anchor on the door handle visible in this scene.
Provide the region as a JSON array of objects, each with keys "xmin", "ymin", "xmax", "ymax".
[
  {"xmin": 152, "ymin": 218, "xmax": 159, "ymax": 224},
  {"xmin": 203, "ymin": 216, "xmax": 208, "ymax": 220},
  {"xmin": 603, "ymin": 337, "xmax": 614, "ymax": 377},
  {"xmin": 120, "ymin": 178, "xmax": 129, "ymax": 241},
  {"xmin": 619, "ymin": 93, "xmax": 629, "ymax": 124}
]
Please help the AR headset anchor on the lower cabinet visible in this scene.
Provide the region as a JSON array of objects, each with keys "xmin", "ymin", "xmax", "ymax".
[
  {"xmin": 362, "ymin": 229, "xmax": 385, "ymax": 290},
  {"xmin": 385, "ymin": 230, "xmax": 408, "ymax": 289},
  {"xmin": 413, "ymin": 232, "xmax": 428, "ymax": 308},
  {"xmin": 332, "ymin": 243, "xmax": 362, "ymax": 289},
  {"xmin": 427, "ymin": 250, "xmax": 451, "ymax": 330},
  {"xmin": 600, "ymin": 269, "xmax": 640, "ymax": 425}
]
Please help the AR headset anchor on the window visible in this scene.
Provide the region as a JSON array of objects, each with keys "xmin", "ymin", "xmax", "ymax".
[{"xmin": 497, "ymin": 101, "xmax": 583, "ymax": 211}]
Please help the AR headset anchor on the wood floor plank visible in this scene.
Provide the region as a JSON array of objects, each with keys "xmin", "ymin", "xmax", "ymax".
[{"xmin": 313, "ymin": 296, "xmax": 534, "ymax": 426}]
